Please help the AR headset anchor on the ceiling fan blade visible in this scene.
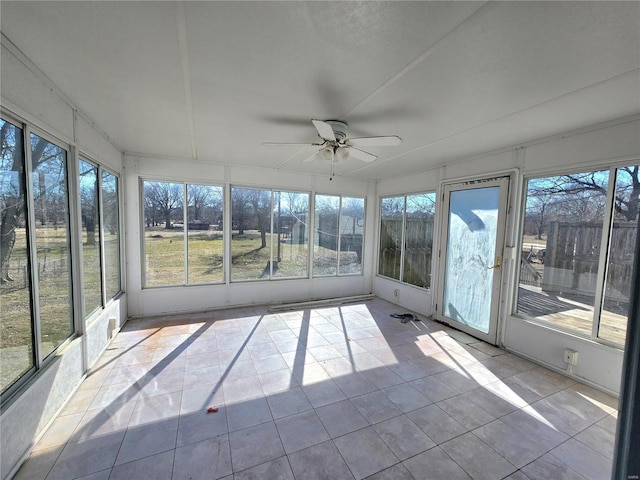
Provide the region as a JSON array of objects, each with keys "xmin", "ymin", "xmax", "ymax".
[
  {"xmin": 348, "ymin": 135, "xmax": 402, "ymax": 147},
  {"xmin": 302, "ymin": 151, "xmax": 319, "ymax": 163},
  {"xmin": 262, "ymin": 142, "xmax": 322, "ymax": 146},
  {"xmin": 311, "ymin": 119, "xmax": 336, "ymax": 141},
  {"xmin": 348, "ymin": 147, "xmax": 377, "ymax": 163}
]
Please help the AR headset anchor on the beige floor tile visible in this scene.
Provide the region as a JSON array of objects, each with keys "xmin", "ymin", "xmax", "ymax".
[
  {"xmin": 334, "ymin": 427, "xmax": 398, "ymax": 479},
  {"xmin": 288, "ymin": 440, "xmax": 354, "ymax": 480},
  {"xmin": 15, "ymin": 299, "xmax": 618, "ymax": 480},
  {"xmin": 441, "ymin": 432, "xmax": 517, "ymax": 480}
]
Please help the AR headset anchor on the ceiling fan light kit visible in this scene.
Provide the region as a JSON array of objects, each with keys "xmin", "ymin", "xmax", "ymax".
[
  {"xmin": 317, "ymin": 146, "xmax": 334, "ymax": 162},
  {"xmin": 264, "ymin": 119, "xmax": 402, "ymax": 179},
  {"xmin": 335, "ymin": 146, "xmax": 350, "ymax": 163}
]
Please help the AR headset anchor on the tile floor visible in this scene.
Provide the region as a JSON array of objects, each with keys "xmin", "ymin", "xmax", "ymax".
[{"xmin": 14, "ymin": 298, "xmax": 619, "ymax": 480}]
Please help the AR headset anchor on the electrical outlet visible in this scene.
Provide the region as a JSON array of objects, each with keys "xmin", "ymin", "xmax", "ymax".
[
  {"xmin": 563, "ymin": 348, "xmax": 578, "ymax": 366},
  {"xmin": 393, "ymin": 289, "xmax": 399, "ymax": 298}
]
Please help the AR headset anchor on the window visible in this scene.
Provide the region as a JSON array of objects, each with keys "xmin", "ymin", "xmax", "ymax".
[
  {"xmin": 143, "ymin": 181, "xmax": 184, "ymax": 286},
  {"xmin": 79, "ymin": 161, "xmax": 122, "ymax": 318},
  {"xmin": 378, "ymin": 193, "xmax": 436, "ymax": 288},
  {"xmin": 142, "ymin": 180, "xmax": 223, "ymax": 287},
  {"xmin": 599, "ymin": 166, "xmax": 639, "ymax": 343},
  {"xmin": 313, "ymin": 194, "xmax": 365, "ymax": 276},
  {"xmin": 79, "ymin": 159, "xmax": 102, "ymax": 317},
  {"xmin": 31, "ymin": 132, "xmax": 73, "ymax": 359},
  {"xmin": 1, "ymin": 118, "xmax": 34, "ymax": 394},
  {"xmin": 273, "ymin": 190, "xmax": 309, "ymax": 278},
  {"xmin": 1, "ymin": 122, "xmax": 75, "ymax": 396},
  {"xmin": 230, "ymin": 187, "xmax": 309, "ymax": 281},
  {"xmin": 516, "ymin": 166, "xmax": 639, "ymax": 346},
  {"xmin": 102, "ymin": 170, "xmax": 121, "ymax": 299},
  {"xmin": 187, "ymin": 184, "xmax": 223, "ymax": 284},
  {"xmin": 379, "ymin": 197, "xmax": 403, "ymax": 281},
  {"xmin": 1, "ymin": 114, "xmax": 123, "ymax": 399}
]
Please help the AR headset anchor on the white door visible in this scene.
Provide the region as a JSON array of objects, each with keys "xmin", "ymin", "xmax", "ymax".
[{"xmin": 436, "ymin": 177, "xmax": 510, "ymax": 344}]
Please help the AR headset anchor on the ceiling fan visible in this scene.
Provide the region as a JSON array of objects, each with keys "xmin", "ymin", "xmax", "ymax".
[{"xmin": 263, "ymin": 119, "xmax": 402, "ymax": 179}]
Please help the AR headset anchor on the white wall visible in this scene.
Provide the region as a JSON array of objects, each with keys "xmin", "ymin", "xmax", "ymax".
[
  {"xmin": 375, "ymin": 116, "xmax": 640, "ymax": 395},
  {"xmin": 0, "ymin": 41, "xmax": 126, "ymax": 480},
  {"xmin": 124, "ymin": 154, "xmax": 375, "ymax": 318}
]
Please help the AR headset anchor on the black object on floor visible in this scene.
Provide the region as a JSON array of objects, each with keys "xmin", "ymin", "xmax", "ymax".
[{"xmin": 390, "ymin": 313, "xmax": 420, "ymax": 324}]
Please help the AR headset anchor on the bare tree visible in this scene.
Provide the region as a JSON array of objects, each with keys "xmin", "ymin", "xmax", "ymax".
[
  {"xmin": 1, "ymin": 123, "xmax": 65, "ymax": 283},
  {"xmin": 144, "ymin": 181, "xmax": 183, "ymax": 229},
  {"xmin": 613, "ymin": 166, "xmax": 640, "ymax": 221},
  {"xmin": 525, "ymin": 195, "xmax": 552, "ymax": 240},
  {"xmin": 0, "ymin": 121, "xmax": 22, "ymax": 283},
  {"xmin": 231, "ymin": 187, "xmax": 249, "ymax": 235},
  {"xmin": 529, "ymin": 170, "xmax": 640, "ymax": 224},
  {"xmin": 187, "ymin": 184, "xmax": 213, "ymax": 222},
  {"xmin": 102, "ymin": 171, "xmax": 119, "ymax": 235},
  {"xmin": 248, "ymin": 189, "xmax": 272, "ymax": 248},
  {"xmin": 381, "ymin": 196, "xmax": 404, "ymax": 217},
  {"xmin": 79, "ymin": 160, "xmax": 98, "ymax": 245}
]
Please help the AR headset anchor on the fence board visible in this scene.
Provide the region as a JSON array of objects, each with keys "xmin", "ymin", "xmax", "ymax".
[{"xmin": 543, "ymin": 220, "xmax": 636, "ymax": 302}]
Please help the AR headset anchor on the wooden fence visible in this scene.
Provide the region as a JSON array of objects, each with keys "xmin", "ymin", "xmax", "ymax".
[
  {"xmin": 379, "ymin": 218, "xmax": 434, "ymax": 288},
  {"xmin": 542, "ymin": 220, "xmax": 636, "ymax": 302},
  {"xmin": 316, "ymin": 214, "xmax": 363, "ymax": 260}
]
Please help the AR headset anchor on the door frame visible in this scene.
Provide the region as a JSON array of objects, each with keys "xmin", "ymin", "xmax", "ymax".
[{"xmin": 434, "ymin": 173, "xmax": 514, "ymax": 345}]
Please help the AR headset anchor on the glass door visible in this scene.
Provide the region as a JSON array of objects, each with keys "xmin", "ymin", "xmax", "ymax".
[{"xmin": 436, "ymin": 177, "xmax": 510, "ymax": 344}]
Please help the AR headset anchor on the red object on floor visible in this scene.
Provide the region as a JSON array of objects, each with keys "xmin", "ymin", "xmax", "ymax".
[{"xmin": 206, "ymin": 407, "xmax": 219, "ymax": 413}]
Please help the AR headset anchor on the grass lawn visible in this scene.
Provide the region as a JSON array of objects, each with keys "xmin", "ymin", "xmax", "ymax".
[
  {"xmin": 1, "ymin": 227, "xmax": 73, "ymax": 390},
  {"xmin": 144, "ymin": 227, "xmax": 313, "ymax": 283}
]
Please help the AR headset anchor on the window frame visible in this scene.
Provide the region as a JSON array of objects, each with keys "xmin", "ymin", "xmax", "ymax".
[
  {"xmin": 1, "ymin": 110, "xmax": 125, "ymax": 402},
  {"xmin": 186, "ymin": 183, "xmax": 225, "ymax": 286},
  {"xmin": 100, "ymin": 167, "xmax": 123, "ymax": 302},
  {"xmin": 1, "ymin": 113, "xmax": 79, "ymax": 402},
  {"xmin": 312, "ymin": 193, "xmax": 367, "ymax": 278},
  {"xmin": 141, "ymin": 178, "xmax": 225, "ymax": 288},
  {"xmin": 230, "ymin": 185, "xmax": 311, "ymax": 282},
  {"xmin": 77, "ymin": 155, "xmax": 123, "ymax": 324},
  {"xmin": 26, "ymin": 125, "xmax": 76, "ymax": 364},
  {"xmin": 78, "ymin": 156, "xmax": 103, "ymax": 320},
  {"xmin": 377, "ymin": 191, "xmax": 436, "ymax": 289},
  {"xmin": 513, "ymin": 162, "xmax": 639, "ymax": 348},
  {"xmin": 0, "ymin": 114, "xmax": 37, "ymax": 401}
]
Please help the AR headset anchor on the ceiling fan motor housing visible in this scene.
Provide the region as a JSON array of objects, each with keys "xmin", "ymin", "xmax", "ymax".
[{"xmin": 325, "ymin": 120, "xmax": 348, "ymax": 143}]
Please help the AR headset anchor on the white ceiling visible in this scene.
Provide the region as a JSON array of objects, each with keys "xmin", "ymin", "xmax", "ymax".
[{"xmin": 2, "ymin": 1, "xmax": 639, "ymax": 181}]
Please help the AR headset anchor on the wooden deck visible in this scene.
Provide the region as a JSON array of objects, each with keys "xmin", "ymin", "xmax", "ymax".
[{"xmin": 517, "ymin": 284, "xmax": 628, "ymax": 345}]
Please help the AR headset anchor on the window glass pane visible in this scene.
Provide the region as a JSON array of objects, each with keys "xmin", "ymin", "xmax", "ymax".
[
  {"xmin": 102, "ymin": 171, "xmax": 121, "ymax": 299},
  {"xmin": 338, "ymin": 196, "xmax": 364, "ymax": 275},
  {"xmin": 231, "ymin": 187, "xmax": 272, "ymax": 281},
  {"xmin": 517, "ymin": 171, "xmax": 609, "ymax": 337},
  {"xmin": 1, "ymin": 119, "xmax": 34, "ymax": 392},
  {"xmin": 31, "ymin": 132, "xmax": 73, "ymax": 358},
  {"xmin": 79, "ymin": 159, "xmax": 101, "ymax": 317},
  {"xmin": 313, "ymin": 194, "xmax": 340, "ymax": 276},
  {"xmin": 404, "ymin": 193, "xmax": 436, "ymax": 288},
  {"xmin": 273, "ymin": 191, "xmax": 309, "ymax": 279},
  {"xmin": 143, "ymin": 181, "xmax": 184, "ymax": 286},
  {"xmin": 187, "ymin": 184, "xmax": 223, "ymax": 284},
  {"xmin": 379, "ymin": 197, "xmax": 403, "ymax": 280},
  {"xmin": 598, "ymin": 165, "xmax": 640, "ymax": 344}
]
